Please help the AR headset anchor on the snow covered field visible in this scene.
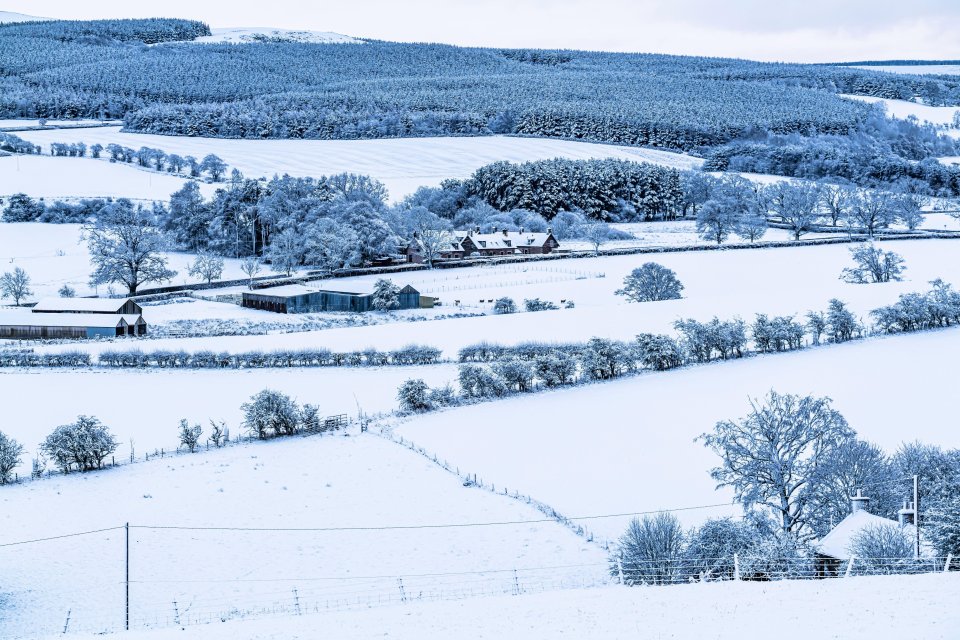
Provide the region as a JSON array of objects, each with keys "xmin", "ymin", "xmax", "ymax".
[
  {"xmin": 50, "ymin": 573, "xmax": 960, "ymax": 640},
  {"xmin": 15, "ymin": 128, "xmax": 704, "ymax": 201},
  {"xmin": 0, "ymin": 432, "xmax": 605, "ymax": 638},
  {"xmin": 27, "ymin": 239, "xmax": 960, "ymax": 360},
  {"xmin": 188, "ymin": 27, "xmax": 361, "ymax": 44},
  {"xmin": 0, "ymin": 119, "xmax": 121, "ymax": 130},
  {"xmin": 850, "ymin": 64, "xmax": 960, "ymax": 76},
  {"xmin": 0, "ymin": 364, "xmax": 457, "ymax": 476},
  {"xmin": 0, "ymin": 223, "xmax": 244, "ymax": 299},
  {"xmin": 0, "ymin": 156, "xmax": 218, "ymax": 203},
  {"xmin": 841, "ymin": 94, "xmax": 960, "ymax": 134},
  {"xmin": 396, "ymin": 327, "xmax": 960, "ymax": 540}
]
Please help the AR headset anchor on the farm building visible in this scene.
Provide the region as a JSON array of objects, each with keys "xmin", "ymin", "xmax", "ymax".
[
  {"xmin": 405, "ymin": 227, "xmax": 560, "ymax": 263},
  {"xmin": 0, "ymin": 311, "xmax": 147, "ymax": 339},
  {"xmin": 32, "ymin": 297, "xmax": 142, "ymax": 315},
  {"xmin": 814, "ymin": 491, "xmax": 924, "ymax": 577},
  {"xmin": 242, "ymin": 283, "xmax": 421, "ymax": 314}
]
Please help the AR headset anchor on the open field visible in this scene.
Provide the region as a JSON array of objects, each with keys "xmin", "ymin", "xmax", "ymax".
[
  {"xmin": 0, "ymin": 156, "xmax": 219, "ymax": 203},
  {"xmin": 25, "ymin": 239, "xmax": 960, "ymax": 360},
  {"xmin": 841, "ymin": 94, "xmax": 960, "ymax": 135},
  {"xmin": 0, "ymin": 432, "xmax": 605, "ymax": 638},
  {"xmin": 15, "ymin": 128, "xmax": 705, "ymax": 202},
  {"xmin": 47, "ymin": 573, "xmax": 960, "ymax": 640},
  {"xmin": 850, "ymin": 64, "xmax": 960, "ymax": 76},
  {"xmin": 396, "ymin": 327, "xmax": 960, "ymax": 540},
  {"xmin": 0, "ymin": 223, "xmax": 249, "ymax": 299},
  {"xmin": 0, "ymin": 363, "xmax": 457, "ymax": 475}
]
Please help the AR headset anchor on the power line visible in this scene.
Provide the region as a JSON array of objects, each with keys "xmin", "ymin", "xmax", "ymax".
[
  {"xmin": 0, "ymin": 525, "xmax": 124, "ymax": 548},
  {"xmin": 130, "ymin": 502, "xmax": 734, "ymax": 534}
]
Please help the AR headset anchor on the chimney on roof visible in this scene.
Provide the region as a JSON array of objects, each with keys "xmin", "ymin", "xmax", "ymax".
[
  {"xmin": 850, "ymin": 489, "xmax": 871, "ymax": 514},
  {"xmin": 475, "ymin": 225, "xmax": 480, "ymax": 234},
  {"xmin": 502, "ymin": 228, "xmax": 508, "ymax": 236},
  {"xmin": 519, "ymin": 226, "xmax": 524, "ymax": 234},
  {"xmin": 898, "ymin": 500, "xmax": 916, "ymax": 526},
  {"xmin": 547, "ymin": 227, "xmax": 553, "ymax": 235}
]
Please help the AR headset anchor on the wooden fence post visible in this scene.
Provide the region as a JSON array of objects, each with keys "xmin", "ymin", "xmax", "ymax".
[
  {"xmin": 733, "ymin": 553, "xmax": 740, "ymax": 581},
  {"xmin": 844, "ymin": 556, "xmax": 856, "ymax": 578},
  {"xmin": 945, "ymin": 554, "xmax": 954, "ymax": 573}
]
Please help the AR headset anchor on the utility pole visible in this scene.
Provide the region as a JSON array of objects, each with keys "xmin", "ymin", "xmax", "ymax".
[
  {"xmin": 913, "ymin": 475, "xmax": 920, "ymax": 560},
  {"xmin": 125, "ymin": 522, "xmax": 130, "ymax": 631}
]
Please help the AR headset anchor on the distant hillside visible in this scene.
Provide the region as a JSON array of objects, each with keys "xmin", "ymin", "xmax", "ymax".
[{"xmin": 0, "ymin": 11, "xmax": 49, "ymax": 23}]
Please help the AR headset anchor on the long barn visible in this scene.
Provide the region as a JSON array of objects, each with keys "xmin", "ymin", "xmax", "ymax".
[
  {"xmin": 242, "ymin": 283, "xmax": 421, "ymax": 314},
  {"xmin": 32, "ymin": 297, "xmax": 142, "ymax": 315},
  {"xmin": 0, "ymin": 311, "xmax": 146, "ymax": 339}
]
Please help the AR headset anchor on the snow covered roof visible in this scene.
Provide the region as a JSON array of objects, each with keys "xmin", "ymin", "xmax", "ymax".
[
  {"xmin": 32, "ymin": 297, "xmax": 134, "ymax": 313},
  {"xmin": 456, "ymin": 230, "xmax": 555, "ymax": 251},
  {"xmin": 249, "ymin": 283, "xmax": 371, "ymax": 297},
  {"xmin": 0, "ymin": 311, "xmax": 129, "ymax": 328},
  {"xmin": 817, "ymin": 510, "xmax": 918, "ymax": 560}
]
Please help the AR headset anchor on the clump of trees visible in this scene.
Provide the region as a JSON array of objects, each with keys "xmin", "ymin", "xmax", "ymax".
[
  {"xmin": 493, "ymin": 297, "xmax": 517, "ymax": 314},
  {"xmin": 871, "ymin": 279, "xmax": 960, "ymax": 333},
  {"xmin": 241, "ymin": 390, "xmax": 302, "ymax": 439},
  {"xmin": 0, "ymin": 431, "xmax": 24, "ymax": 484},
  {"xmin": 40, "ymin": 416, "xmax": 118, "ymax": 473},
  {"xmin": 841, "ymin": 244, "xmax": 906, "ymax": 284},
  {"xmin": 616, "ymin": 262, "xmax": 684, "ymax": 302},
  {"xmin": 178, "ymin": 419, "xmax": 203, "ymax": 453}
]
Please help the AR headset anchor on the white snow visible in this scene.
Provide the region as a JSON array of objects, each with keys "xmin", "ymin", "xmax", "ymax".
[
  {"xmin": 27, "ymin": 239, "xmax": 960, "ymax": 361},
  {"xmin": 14, "ymin": 128, "xmax": 704, "ymax": 202},
  {"xmin": 36, "ymin": 573, "xmax": 960, "ymax": 640},
  {"xmin": 0, "ymin": 11, "xmax": 47, "ymax": 23},
  {"xmin": 0, "ymin": 432, "xmax": 605, "ymax": 637},
  {"xmin": 0, "ymin": 363, "xmax": 458, "ymax": 476},
  {"xmin": 850, "ymin": 64, "xmax": 960, "ymax": 76},
  {"xmin": 188, "ymin": 27, "xmax": 361, "ymax": 45},
  {"xmin": 394, "ymin": 328, "xmax": 960, "ymax": 540},
  {"xmin": 0, "ymin": 156, "xmax": 219, "ymax": 203},
  {"xmin": 0, "ymin": 119, "xmax": 121, "ymax": 130},
  {"xmin": 0, "ymin": 223, "xmax": 250, "ymax": 299},
  {"xmin": 840, "ymin": 94, "xmax": 960, "ymax": 131}
]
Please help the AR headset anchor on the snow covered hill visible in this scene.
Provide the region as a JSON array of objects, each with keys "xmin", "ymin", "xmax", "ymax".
[
  {"xmin": 190, "ymin": 27, "xmax": 361, "ymax": 44},
  {"xmin": 0, "ymin": 11, "xmax": 48, "ymax": 23},
  {"xmin": 45, "ymin": 574, "xmax": 960, "ymax": 640}
]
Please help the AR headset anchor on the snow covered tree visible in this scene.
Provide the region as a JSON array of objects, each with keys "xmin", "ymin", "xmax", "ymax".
[
  {"xmin": 818, "ymin": 182, "xmax": 855, "ymax": 227},
  {"xmin": 165, "ymin": 181, "xmax": 211, "ymax": 250},
  {"xmin": 90, "ymin": 143, "xmax": 103, "ymax": 159},
  {"xmin": 200, "ymin": 154, "xmax": 227, "ymax": 181},
  {"xmin": 0, "ymin": 430, "xmax": 24, "ymax": 485},
  {"xmin": 371, "ymin": 279, "xmax": 400, "ymax": 312},
  {"xmin": 458, "ymin": 364, "xmax": 508, "ymax": 398},
  {"xmin": 187, "ymin": 251, "xmax": 224, "ymax": 284},
  {"xmin": 240, "ymin": 256, "xmax": 262, "ymax": 289},
  {"xmin": 825, "ymin": 299, "xmax": 860, "ymax": 342},
  {"xmin": 581, "ymin": 220, "xmax": 612, "ymax": 254},
  {"xmin": 684, "ymin": 517, "xmax": 764, "ymax": 581},
  {"xmin": 264, "ymin": 227, "xmax": 302, "ymax": 276},
  {"xmin": 2, "ymin": 193, "xmax": 44, "ymax": 222},
  {"xmin": 614, "ymin": 512, "xmax": 685, "ymax": 585},
  {"xmin": 696, "ymin": 197, "xmax": 739, "ymax": 244},
  {"xmin": 402, "ymin": 206, "xmax": 454, "ymax": 268},
  {"xmin": 700, "ymin": 392, "xmax": 855, "ymax": 536},
  {"xmin": 85, "ymin": 201, "xmax": 177, "ymax": 295},
  {"xmin": 634, "ymin": 333, "xmax": 685, "ymax": 370},
  {"xmin": 0, "ymin": 267, "xmax": 32, "ymax": 306},
  {"xmin": 850, "ymin": 523, "xmax": 913, "ymax": 572},
  {"xmin": 177, "ymin": 419, "xmax": 202, "ymax": 453},
  {"xmin": 40, "ymin": 416, "xmax": 118, "ymax": 473},
  {"xmin": 303, "ymin": 219, "xmax": 360, "ymax": 271},
  {"xmin": 846, "ymin": 190, "xmax": 897, "ymax": 236},
  {"xmin": 533, "ymin": 352, "xmax": 578, "ymax": 386},
  {"xmin": 493, "ymin": 297, "xmax": 517, "ymax": 314},
  {"xmin": 616, "ymin": 263, "xmax": 684, "ymax": 302},
  {"xmin": 764, "ymin": 182, "xmax": 823, "ymax": 241},
  {"xmin": 241, "ymin": 390, "xmax": 300, "ymax": 439},
  {"xmin": 696, "ymin": 176, "xmax": 758, "ymax": 244},
  {"xmin": 840, "ymin": 244, "xmax": 906, "ymax": 284},
  {"xmin": 805, "ymin": 311, "xmax": 826, "ymax": 346},
  {"xmin": 58, "ymin": 284, "xmax": 76, "ymax": 298},
  {"xmin": 493, "ymin": 358, "xmax": 534, "ymax": 392},
  {"xmin": 397, "ymin": 378, "xmax": 432, "ymax": 412},
  {"xmin": 208, "ymin": 420, "xmax": 227, "ymax": 448},
  {"xmin": 734, "ymin": 208, "xmax": 768, "ymax": 243},
  {"xmin": 927, "ymin": 495, "xmax": 960, "ymax": 556}
]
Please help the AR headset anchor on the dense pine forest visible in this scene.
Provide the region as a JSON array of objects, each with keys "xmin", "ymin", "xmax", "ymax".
[{"xmin": 3, "ymin": 18, "xmax": 960, "ymax": 153}]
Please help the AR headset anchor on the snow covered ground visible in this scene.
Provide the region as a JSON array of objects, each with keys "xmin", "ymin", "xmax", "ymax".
[
  {"xmin": 14, "ymin": 128, "xmax": 704, "ymax": 202},
  {"xmin": 0, "ymin": 223, "xmax": 245, "ymax": 299},
  {"xmin": 0, "ymin": 363, "xmax": 458, "ymax": 476},
  {"xmin": 841, "ymin": 94, "xmax": 960, "ymax": 134},
  {"xmin": 26, "ymin": 239, "xmax": 960, "ymax": 360},
  {"xmin": 396, "ymin": 327, "xmax": 960, "ymax": 541},
  {"xmin": 0, "ymin": 11, "xmax": 47, "ymax": 23},
  {"xmin": 47, "ymin": 573, "xmax": 960, "ymax": 640},
  {"xmin": 0, "ymin": 119, "xmax": 121, "ymax": 130},
  {"xmin": 188, "ymin": 27, "xmax": 361, "ymax": 44},
  {"xmin": 0, "ymin": 432, "xmax": 606, "ymax": 638},
  {"xmin": 0, "ymin": 156, "xmax": 219, "ymax": 203},
  {"xmin": 850, "ymin": 64, "xmax": 960, "ymax": 76}
]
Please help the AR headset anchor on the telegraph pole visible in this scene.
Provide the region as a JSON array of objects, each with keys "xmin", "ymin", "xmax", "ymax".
[
  {"xmin": 125, "ymin": 522, "xmax": 130, "ymax": 631},
  {"xmin": 913, "ymin": 476, "xmax": 920, "ymax": 560}
]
